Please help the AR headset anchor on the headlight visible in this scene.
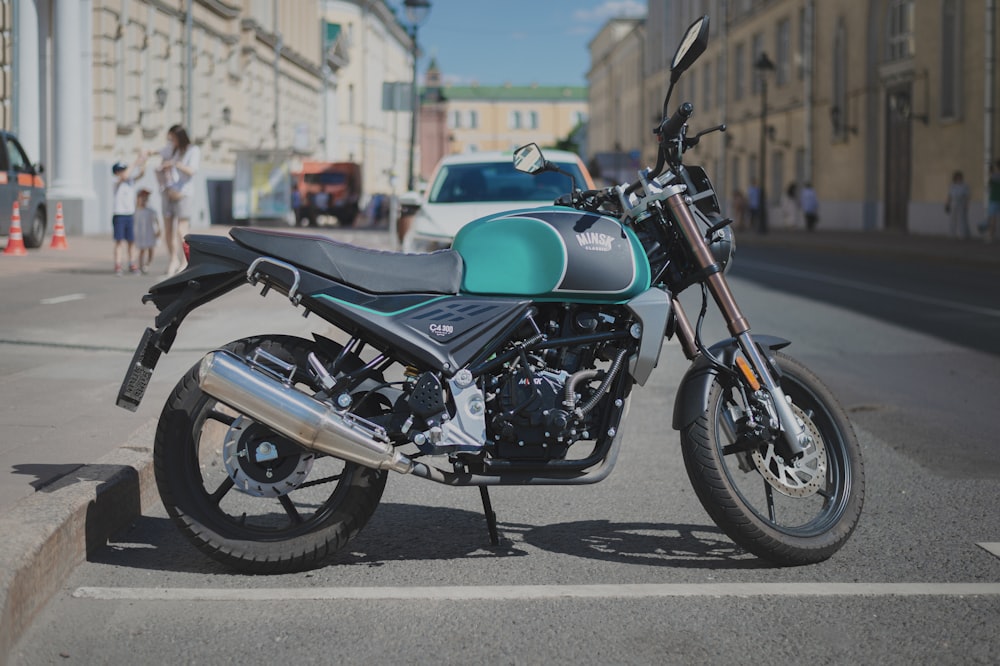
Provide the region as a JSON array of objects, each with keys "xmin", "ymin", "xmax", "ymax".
[
  {"xmin": 403, "ymin": 232, "xmax": 452, "ymax": 253},
  {"xmin": 705, "ymin": 215, "xmax": 735, "ymax": 273}
]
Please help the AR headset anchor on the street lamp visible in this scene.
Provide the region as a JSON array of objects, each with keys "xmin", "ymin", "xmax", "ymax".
[
  {"xmin": 754, "ymin": 51, "xmax": 775, "ymax": 234},
  {"xmin": 404, "ymin": 0, "xmax": 431, "ymax": 191}
]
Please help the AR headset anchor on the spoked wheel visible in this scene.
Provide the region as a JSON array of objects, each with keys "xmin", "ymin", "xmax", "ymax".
[
  {"xmin": 154, "ymin": 335, "xmax": 388, "ymax": 574},
  {"xmin": 680, "ymin": 351, "xmax": 865, "ymax": 565}
]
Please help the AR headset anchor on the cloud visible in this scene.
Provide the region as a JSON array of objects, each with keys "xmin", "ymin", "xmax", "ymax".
[{"xmin": 572, "ymin": 0, "xmax": 646, "ymax": 23}]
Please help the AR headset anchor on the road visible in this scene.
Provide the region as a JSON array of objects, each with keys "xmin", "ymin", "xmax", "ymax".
[{"xmin": 10, "ymin": 230, "xmax": 1000, "ymax": 663}]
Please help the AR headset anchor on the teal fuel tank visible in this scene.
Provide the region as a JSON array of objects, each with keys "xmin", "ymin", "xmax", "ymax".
[{"xmin": 452, "ymin": 206, "xmax": 651, "ymax": 302}]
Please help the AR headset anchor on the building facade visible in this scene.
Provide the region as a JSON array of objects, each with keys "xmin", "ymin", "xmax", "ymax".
[
  {"xmin": 3, "ymin": 0, "xmax": 416, "ymax": 235},
  {"xmin": 418, "ymin": 70, "xmax": 588, "ymax": 183},
  {"xmin": 601, "ymin": 0, "xmax": 1000, "ymax": 234},
  {"xmin": 588, "ymin": 17, "xmax": 646, "ymax": 184},
  {"xmin": 320, "ymin": 0, "xmax": 415, "ymax": 198}
]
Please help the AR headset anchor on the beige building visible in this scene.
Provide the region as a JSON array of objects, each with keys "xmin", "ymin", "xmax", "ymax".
[
  {"xmin": 600, "ymin": 0, "xmax": 1000, "ymax": 235},
  {"xmin": 588, "ymin": 17, "xmax": 647, "ymax": 184},
  {"xmin": 320, "ymin": 0, "xmax": 416, "ymax": 197},
  {"xmin": 3, "ymin": 0, "xmax": 415, "ymax": 234},
  {"xmin": 417, "ymin": 71, "xmax": 588, "ymax": 181}
]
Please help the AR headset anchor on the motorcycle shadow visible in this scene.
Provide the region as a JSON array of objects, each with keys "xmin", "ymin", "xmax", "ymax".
[{"xmin": 93, "ymin": 503, "xmax": 763, "ymax": 573}]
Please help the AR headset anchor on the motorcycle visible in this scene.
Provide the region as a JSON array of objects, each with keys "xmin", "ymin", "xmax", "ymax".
[{"xmin": 117, "ymin": 15, "xmax": 863, "ymax": 574}]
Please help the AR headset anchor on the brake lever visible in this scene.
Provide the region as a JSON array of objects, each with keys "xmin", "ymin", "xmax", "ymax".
[{"xmin": 684, "ymin": 123, "xmax": 727, "ymax": 149}]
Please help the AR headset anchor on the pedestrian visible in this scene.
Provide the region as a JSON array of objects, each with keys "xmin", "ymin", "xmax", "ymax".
[
  {"xmin": 134, "ymin": 188, "xmax": 161, "ymax": 274},
  {"xmin": 746, "ymin": 179, "xmax": 762, "ymax": 232},
  {"xmin": 800, "ymin": 182, "xmax": 819, "ymax": 232},
  {"xmin": 157, "ymin": 124, "xmax": 200, "ymax": 275},
  {"xmin": 945, "ymin": 170, "xmax": 970, "ymax": 239},
  {"xmin": 730, "ymin": 189, "xmax": 749, "ymax": 231},
  {"xmin": 783, "ymin": 182, "xmax": 800, "ymax": 229},
  {"xmin": 984, "ymin": 160, "xmax": 1000, "ymax": 244},
  {"xmin": 111, "ymin": 152, "xmax": 147, "ymax": 275}
]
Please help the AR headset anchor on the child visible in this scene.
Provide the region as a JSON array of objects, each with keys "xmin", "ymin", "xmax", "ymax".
[
  {"xmin": 133, "ymin": 188, "xmax": 161, "ymax": 274},
  {"xmin": 112, "ymin": 153, "xmax": 147, "ymax": 275}
]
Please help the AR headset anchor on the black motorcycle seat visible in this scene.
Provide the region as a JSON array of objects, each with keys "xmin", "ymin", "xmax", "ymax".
[{"xmin": 229, "ymin": 227, "xmax": 463, "ymax": 295}]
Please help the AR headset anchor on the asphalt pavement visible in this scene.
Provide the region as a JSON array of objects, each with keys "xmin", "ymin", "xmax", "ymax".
[{"xmin": 0, "ymin": 224, "xmax": 998, "ymax": 660}]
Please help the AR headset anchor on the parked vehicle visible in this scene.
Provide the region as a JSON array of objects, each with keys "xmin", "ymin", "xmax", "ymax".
[
  {"xmin": 401, "ymin": 150, "xmax": 594, "ymax": 252},
  {"xmin": 0, "ymin": 131, "xmax": 46, "ymax": 247},
  {"xmin": 118, "ymin": 16, "xmax": 864, "ymax": 574},
  {"xmin": 292, "ymin": 161, "xmax": 361, "ymax": 228}
]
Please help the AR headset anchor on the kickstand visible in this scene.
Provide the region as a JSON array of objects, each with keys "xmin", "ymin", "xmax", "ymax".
[{"xmin": 479, "ymin": 486, "xmax": 500, "ymax": 546}]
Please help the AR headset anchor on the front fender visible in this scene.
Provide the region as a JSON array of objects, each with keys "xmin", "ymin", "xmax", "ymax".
[{"xmin": 671, "ymin": 334, "xmax": 791, "ymax": 431}]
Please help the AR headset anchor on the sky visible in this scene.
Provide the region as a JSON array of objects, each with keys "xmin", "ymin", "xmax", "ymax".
[{"xmin": 390, "ymin": 0, "xmax": 646, "ymax": 88}]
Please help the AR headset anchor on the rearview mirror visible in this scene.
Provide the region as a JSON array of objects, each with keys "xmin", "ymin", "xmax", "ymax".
[
  {"xmin": 670, "ymin": 16, "xmax": 709, "ymax": 82},
  {"xmin": 513, "ymin": 143, "xmax": 546, "ymax": 174}
]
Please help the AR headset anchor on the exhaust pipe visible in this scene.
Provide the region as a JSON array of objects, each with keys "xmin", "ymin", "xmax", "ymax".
[{"xmin": 198, "ymin": 351, "xmax": 413, "ymax": 474}]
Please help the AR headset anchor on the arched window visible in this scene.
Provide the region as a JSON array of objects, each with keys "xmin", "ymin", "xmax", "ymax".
[
  {"xmin": 940, "ymin": 0, "xmax": 962, "ymax": 119},
  {"xmin": 832, "ymin": 18, "xmax": 848, "ymax": 139},
  {"xmin": 886, "ymin": 0, "xmax": 915, "ymax": 61}
]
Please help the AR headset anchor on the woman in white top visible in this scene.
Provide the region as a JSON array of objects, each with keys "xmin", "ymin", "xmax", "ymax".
[{"xmin": 157, "ymin": 125, "xmax": 200, "ymax": 276}]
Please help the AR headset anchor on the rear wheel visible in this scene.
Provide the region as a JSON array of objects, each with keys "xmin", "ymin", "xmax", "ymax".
[
  {"xmin": 154, "ymin": 335, "xmax": 388, "ymax": 573},
  {"xmin": 22, "ymin": 207, "xmax": 46, "ymax": 248},
  {"xmin": 680, "ymin": 351, "xmax": 865, "ymax": 565}
]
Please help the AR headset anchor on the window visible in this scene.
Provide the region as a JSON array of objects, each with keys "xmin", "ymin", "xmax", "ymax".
[
  {"xmin": 734, "ymin": 43, "xmax": 745, "ymax": 101},
  {"xmin": 886, "ymin": 0, "xmax": 915, "ymax": 61},
  {"xmin": 798, "ymin": 8, "xmax": 807, "ymax": 80},
  {"xmin": 731, "ymin": 155, "xmax": 741, "ymax": 194},
  {"xmin": 703, "ymin": 64, "xmax": 712, "ymax": 111},
  {"xmin": 529, "ymin": 111, "xmax": 539, "ymax": 130},
  {"xmin": 751, "ymin": 33, "xmax": 763, "ymax": 94},
  {"xmin": 509, "ymin": 110, "xmax": 522, "ymax": 130},
  {"xmin": 776, "ymin": 18, "xmax": 790, "ymax": 86},
  {"xmin": 832, "ymin": 18, "xmax": 848, "ymax": 138},
  {"xmin": 716, "ymin": 55, "xmax": 725, "ymax": 107},
  {"xmin": 449, "ymin": 110, "xmax": 462, "ymax": 129},
  {"xmin": 940, "ymin": 0, "xmax": 962, "ymax": 119},
  {"xmin": 468, "ymin": 109, "xmax": 479, "ymax": 129}
]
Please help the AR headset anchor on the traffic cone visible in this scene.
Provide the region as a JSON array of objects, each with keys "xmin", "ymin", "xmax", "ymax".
[
  {"xmin": 3, "ymin": 201, "xmax": 28, "ymax": 256},
  {"xmin": 50, "ymin": 202, "xmax": 68, "ymax": 249}
]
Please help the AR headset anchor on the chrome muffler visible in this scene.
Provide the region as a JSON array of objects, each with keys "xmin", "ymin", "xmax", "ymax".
[{"xmin": 198, "ymin": 351, "xmax": 413, "ymax": 474}]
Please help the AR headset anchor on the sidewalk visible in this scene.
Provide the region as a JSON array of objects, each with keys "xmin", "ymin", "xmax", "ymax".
[
  {"xmin": 736, "ymin": 228, "xmax": 1000, "ymax": 272},
  {"xmin": 0, "ymin": 223, "xmax": 991, "ymax": 658}
]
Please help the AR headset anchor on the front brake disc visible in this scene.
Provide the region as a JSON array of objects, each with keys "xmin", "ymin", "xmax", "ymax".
[{"xmin": 750, "ymin": 405, "xmax": 827, "ymax": 498}]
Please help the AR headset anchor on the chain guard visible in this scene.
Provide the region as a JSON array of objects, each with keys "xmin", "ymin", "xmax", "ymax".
[
  {"xmin": 750, "ymin": 404, "xmax": 827, "ymax": 498},
  {"xmin": 222, "ymin": 416, "xmax": 314, "ymax": 498}
]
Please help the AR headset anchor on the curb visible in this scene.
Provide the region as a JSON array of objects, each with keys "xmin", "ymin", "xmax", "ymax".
[{"xmin": 0, "ymin": 419, "xmax": 158, "ymax": 660}]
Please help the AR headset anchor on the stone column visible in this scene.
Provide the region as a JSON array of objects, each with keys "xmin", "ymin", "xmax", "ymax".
[
  {"xmin": 14, "ymin": 0, "xmax": 41, "ymax": 160},
  {"xmin": 48, "ymin": 0, "xmax": 97, "ymax": 235}
]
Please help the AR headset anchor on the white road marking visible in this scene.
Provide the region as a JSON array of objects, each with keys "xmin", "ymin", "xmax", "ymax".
[
  {"xmin": 39, "ymin": 293, "xmax": 86, "ymax": 305},
  {"xmin": 737, "ymin": 260, "xmax": 1000, "ymax": 319},
  {"xmin": 977, "ymin": 542, "xmax": 1000, "ymax": 559},
  {"xmin": 72, "ymin": 583, "xmax": 1000, "ymax": 602}
]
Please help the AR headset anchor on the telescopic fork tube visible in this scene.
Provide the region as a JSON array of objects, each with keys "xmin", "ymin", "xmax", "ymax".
[{"xmin": 662, "ymin": 189, "xmax": 811, "ymax": 458}]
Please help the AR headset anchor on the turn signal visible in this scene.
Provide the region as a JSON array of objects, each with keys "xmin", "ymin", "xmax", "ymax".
[{"xmin": 735, "ymin": 356, "xmax": 761, "ymax": 391}]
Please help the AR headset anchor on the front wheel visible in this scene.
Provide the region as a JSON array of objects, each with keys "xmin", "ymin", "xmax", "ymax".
[{"xmin": 680, "ymin": 351, "xmax": 864, "ymax": 565}]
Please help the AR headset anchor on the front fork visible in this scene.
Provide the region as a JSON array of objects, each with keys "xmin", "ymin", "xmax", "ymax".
[{"xmin": 664, "ymin": 192, "xmax": 811, "ymax": 459}]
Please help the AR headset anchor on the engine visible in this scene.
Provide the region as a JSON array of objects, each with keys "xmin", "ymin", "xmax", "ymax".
[{"xmin": 481, "ymin": 306, "xmax": 632, "ymax": 462}]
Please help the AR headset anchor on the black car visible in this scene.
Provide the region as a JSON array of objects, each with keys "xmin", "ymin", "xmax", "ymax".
[{"xmin": 0, "ymin": 131, "xmax": 47, "ymax": 248}]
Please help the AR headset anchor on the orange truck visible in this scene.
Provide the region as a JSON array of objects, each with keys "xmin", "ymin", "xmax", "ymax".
[{"xmin": 292, "ymin": 161, "xmax": 362, "ymax": 227}]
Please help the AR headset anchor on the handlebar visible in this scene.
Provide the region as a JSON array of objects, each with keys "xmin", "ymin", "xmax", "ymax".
[{"xmin": 657, "ymin": 102, "xmax": 694, "ymax": 142}]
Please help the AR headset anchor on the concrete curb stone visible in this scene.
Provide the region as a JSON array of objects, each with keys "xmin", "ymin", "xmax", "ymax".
[{"xmin": 0, "ymin": 419, "xmax": 157, "ymax": 661}]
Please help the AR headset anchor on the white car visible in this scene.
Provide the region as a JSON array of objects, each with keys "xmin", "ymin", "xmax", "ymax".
[{"xmin": 402, "ymin": 149, "xmax": 594, "ymax": 253}]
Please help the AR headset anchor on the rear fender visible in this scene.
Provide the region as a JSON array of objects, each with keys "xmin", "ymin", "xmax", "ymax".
[
  {"xmin": 671, "ymin": 334, "xmax": 791, "ymax": 431},
  {"xmin": 143, "ymin": 234, "xmax": 261, "ymax": 353}
]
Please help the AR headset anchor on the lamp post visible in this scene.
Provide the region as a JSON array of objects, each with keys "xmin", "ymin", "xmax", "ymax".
[
  {"xmin": 754, "ymin": 51, "xmax": 775, "ymax": 234},
  {"xmin": 404, "ymin": 0, "xmax": 431, "ymax": 192}
]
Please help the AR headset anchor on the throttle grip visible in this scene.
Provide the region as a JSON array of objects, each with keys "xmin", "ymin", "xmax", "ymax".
[{"xmin": 658, "ymin": 102, "xmax": 694, "ymax": 141}]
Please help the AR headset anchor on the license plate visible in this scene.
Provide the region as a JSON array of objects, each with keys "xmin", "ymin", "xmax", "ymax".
[{"xmin": 116, "ymin": 327, "xmax": 163, "ymax": 411}]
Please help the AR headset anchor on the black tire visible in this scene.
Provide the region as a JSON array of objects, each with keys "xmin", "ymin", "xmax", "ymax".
[
  {"xmin": 22, "ymin": 207, "xmax": 46, "ymax": 248},
  {"xmin": 154, "ymin": 335, "xmax": 388, "ymax": 574},
  {"xmin": 680, "ymin": 351, "xmax": 865, "ymax": 565}
]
